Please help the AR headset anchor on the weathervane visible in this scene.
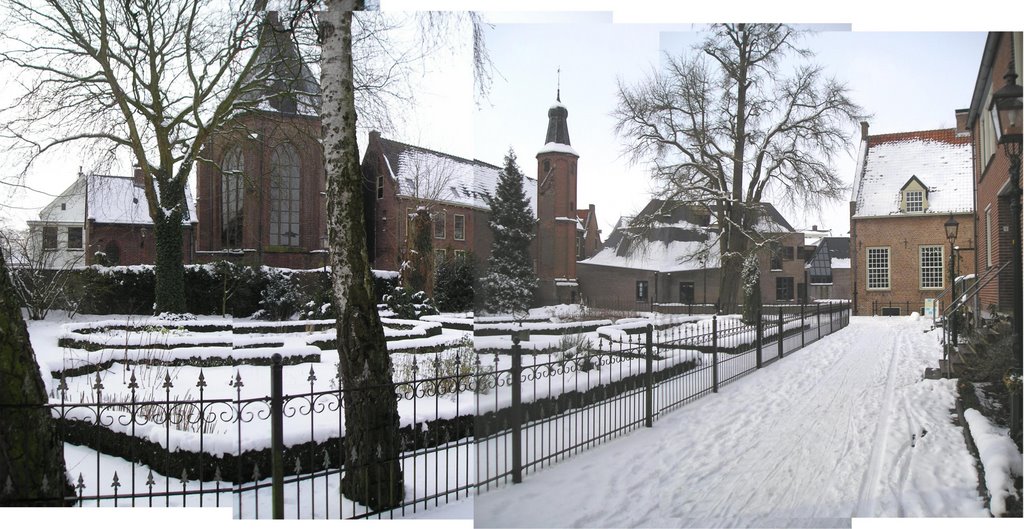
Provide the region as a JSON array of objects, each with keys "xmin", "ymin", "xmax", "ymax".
[{"xmin": 557, "ymin": 67, "xmax": 561, "ymax": 102}]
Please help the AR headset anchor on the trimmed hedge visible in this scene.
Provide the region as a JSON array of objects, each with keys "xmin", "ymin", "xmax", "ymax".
[
  {"xmin": 67, "ymin": 264, "xmax": 399, "ymax": 319},
  {"xmin": 58, "ymin": 412, "xmax": 473, "ymax": 484}
]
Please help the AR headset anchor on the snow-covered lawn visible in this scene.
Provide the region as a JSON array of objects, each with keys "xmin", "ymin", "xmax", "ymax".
[{"xmin": 475, "ymin": 316, "xmax": 993, "ymax": 527}]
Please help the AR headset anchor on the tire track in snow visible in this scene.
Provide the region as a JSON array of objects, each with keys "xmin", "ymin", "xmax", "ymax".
[{"xmin": 853, "ymin": 328, "xmax": 903, "ymax": 517}]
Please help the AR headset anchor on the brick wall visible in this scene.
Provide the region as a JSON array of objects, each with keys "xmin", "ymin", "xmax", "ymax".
[
  {"xmin": 972, "ymin": 33, "xmax": 1021, "ymax": 314},
  {"xmin": 86, "ymin": 222, "xmax": 195, "ymax": 266},
  {"xmin": 851, "ymin": 213, "xmax": 975, "ymax": 315},
  {"xmin": 196, "ymin": 113, "xmax": 325, "ymax": 266}
]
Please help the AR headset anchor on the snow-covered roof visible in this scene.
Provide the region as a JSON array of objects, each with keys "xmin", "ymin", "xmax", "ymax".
[
  {"xmin": 87, "ymin": 174, "xmax": 197, "ymax": 226},
  {"xmin": 852, "ymin": 129, "xmax": 973, "ymax": 218},
  {"xmin": 31, "ymin": 172, "xmax": 196, "ymax": 227},
  {"xmin": 537, "ymin": 142, "xmax": 579, "ymax": 157},
  {"xmin": 582, "ymin": 238, "xmax": 720, "ymax": 273},
  {"xmin": 376, "ymin": 137, "xmax": 537, "ymax": 215},
  {"xmin": 580, "ymin": 199, "xmax": 721, "ymax": 273}
]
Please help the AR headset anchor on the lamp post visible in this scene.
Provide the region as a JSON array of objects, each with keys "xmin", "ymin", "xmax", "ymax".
[
  {"xmin": 989, "ymin": 59, "xmax": 1022, "ymax": 438},
  {"xmin": 945, "ymin": 214, "xmax": 960, "ymax": 346}
]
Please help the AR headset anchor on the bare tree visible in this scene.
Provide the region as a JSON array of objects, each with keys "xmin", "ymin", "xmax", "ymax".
[
  {"xmin": 0, "ymin": 224, "xmax": 83, "ymax": 320},
  {"xmin": 0, "ymin": 0, "xmax": 304, "ymax": 314},
  {"xmin": 614, "ymin": 24, "xmax": 863, "ymax": 315}
]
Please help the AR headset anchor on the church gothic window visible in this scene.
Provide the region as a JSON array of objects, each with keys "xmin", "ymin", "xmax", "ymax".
[
  {"xmin": 270, "ymin": 144, "xmax": 301, "ymax": 247},
  {"xmin": 221, "ymin": 147, "xmax": 245, "ymax": 247}
]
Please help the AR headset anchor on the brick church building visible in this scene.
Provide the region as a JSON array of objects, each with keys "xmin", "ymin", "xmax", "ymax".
[{"xmin": 193, "ymin": 14, "xmax": 600, "ymax": 306}]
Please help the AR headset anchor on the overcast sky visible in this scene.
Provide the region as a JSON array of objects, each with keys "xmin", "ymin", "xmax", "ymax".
[
  {"xmin": 472, "ymin": 23, "xmax": 986, "ymax": 238},
  {"xmin": 1, "ymin": 2, "xmax": 1017, "ymax": 245}
]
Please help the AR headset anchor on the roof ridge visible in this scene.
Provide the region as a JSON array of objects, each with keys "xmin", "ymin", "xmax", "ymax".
[
  {"xmin": 379, "ymin": 136, "xmax": 501, "ymax": 170},
  {"xmin": 866, "ymin": 127, "xmax": 970, "ymax": 146}
]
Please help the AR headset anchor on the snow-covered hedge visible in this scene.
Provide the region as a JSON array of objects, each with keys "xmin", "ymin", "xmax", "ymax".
[
  {"xmin": 964, "ymin": 408, "xmax": 1023, "ymax": 516},
  {"xmin": 474, "ymin": 319, "xmax": 613, "ymax": 337},
  {"xmin": 67, "ymin": 263, "xmax": 399, "ymax": 318}
]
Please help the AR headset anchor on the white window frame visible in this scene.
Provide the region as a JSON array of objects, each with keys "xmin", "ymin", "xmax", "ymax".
[
  {"xmin": 453, "ymin": 214, "xmax": 465, "ymax": 241},
  {"xmin": 905, "ymin": 190, "xmax": 923, "ymax": 213},
  {"xmin": 866, "ymin": 247, "xmax": 890, "ymax": 290},
  {"xmin": 985, "ymin": 205, "xmax": 993, "ymax": 268},
  {"xmin": 433, "ymin": 212, "xmax": 446, "ymax": 240},
  {"xmin": 919, "ymin": 245, "xmax": 944, "ymax": 290}
]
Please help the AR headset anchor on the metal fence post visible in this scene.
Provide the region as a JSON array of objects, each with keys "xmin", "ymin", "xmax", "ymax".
[
  {"xmin": 271, "ymin": 353, "xmax": 284, "ymax": 520},
  {"xmin": 777, "ymin": 306, "xmax": 784, "ymax": 359},
  {"xmin": 816, "ymin": 302, "xmax": 822, "ymax": 340},
  {"xmin": 830, "ymin": 301, "xmax": 835, "ymax": 334},
  {"xmin": 712, "ymin": 316, "xmax": 719, "ymax": 392},
  {"xmin": 756, "ymin": 306, "xmax": 763, "ymax": 369},
  {"xmin": 645, "ymin": 324, "xmax": 654, "ymax": 427},
  {"xmin": 511, "ymin": 337, "xmax": 523, "ymax": 484},
  {"xmin": 800, "ymin": 302, "xmax": 806, "ymax": 348}
]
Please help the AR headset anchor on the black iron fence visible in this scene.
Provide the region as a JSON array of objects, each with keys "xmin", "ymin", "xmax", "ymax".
[
  {"xmin": 2, "ymin": 352, "xmax": 479, "ymax": 519},
  {"xmin": 474, "ymin": 301, "xmax": 851, "ymax": 491},
  {"xmin": 2, "ymin": 302, "xmax": 851, "ymax": 517}
]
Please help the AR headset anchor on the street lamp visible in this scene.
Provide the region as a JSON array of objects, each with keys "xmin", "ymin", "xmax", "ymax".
[
  {"xmin": 990, "ymin": 60, "xmax": 1022, "ymax": 358},
  {"xmin": 945, "ymin": 214, "xmax": 959, "ymax": 346}
]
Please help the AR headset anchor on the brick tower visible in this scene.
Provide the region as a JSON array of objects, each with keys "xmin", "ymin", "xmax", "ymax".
[{"xmin": 535, "ymin": 91, "xmax": 581, "ymax": 305}]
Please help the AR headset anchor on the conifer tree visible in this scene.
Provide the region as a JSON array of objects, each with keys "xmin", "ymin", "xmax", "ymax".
[{"xmin": 482, "ymin": 149, "xmax": 537, "ymax": 314}]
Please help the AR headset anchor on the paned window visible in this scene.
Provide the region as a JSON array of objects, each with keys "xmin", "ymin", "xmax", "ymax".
[
  {"xmin": 67, "ymin": 227, "xmax": 83, "ymax": 250},
  {"xmin": 905, "ymin": 190, "xmax": 923, "ymax": 213},
  {"xmin": 42, "ymin": 226, "xmax": 58, "ymax": 250},
  {"xmin": 636, "ymin": 280, "xmax": 648, "ymax": 301},
  {"xmin": 679, "ymin": 282, "xmax": 694, "ymax": 304},
  {"xmin": 376, "ymin": 175, "xmax": 384, "ymax": 199},
  {"xmin": 867, "ymin": 247, "xmax": 890, "ymax": 290},
  {"xmin": 920, "ymin": 245, "xmax": 944, "ymax": 289},
  {"xmin": 434, "ymin": 248, "xmax": 446, "ymax": 262},
  {"xmin": 776, "ymin": 277, "xmax": 794, "ymax": 301},
  {"xmin": 433, "ymin": 212, "xmax": 446, "ymax": 239},
  {"xmin": 270, "ymin": 144, "xmax": 300, "ymax": 247},
  {"xmin": 221, "ymin": 147, "xmax": 244, "ymax": 247},
  {"xmin": 807, "ymin": 243, "xmax": 832, "ymax": 284},
  {"xmin": 454, "ymin": 214, "xmax": 465, "ymax": 241}
]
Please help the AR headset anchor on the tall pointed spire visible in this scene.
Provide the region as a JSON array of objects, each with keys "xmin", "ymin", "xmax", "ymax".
[{"xmin": 557, "ymin": 67, "xmax": 561, "ymax": 102}]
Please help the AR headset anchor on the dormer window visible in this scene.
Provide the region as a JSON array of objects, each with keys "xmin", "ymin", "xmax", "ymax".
[
  {"xmin": 905, "ymin": 190, "xmax": 923, "ymax": 213},
  {"xmin": 899, "ymin": 176, "xmax": 928, "ymax": 214}
]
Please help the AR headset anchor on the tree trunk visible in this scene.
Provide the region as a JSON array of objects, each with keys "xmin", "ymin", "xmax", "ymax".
[
  {"xmin": 321, "ymin": 3, "xmax": 404, "ymax": 511},
  {"xmin": 0, "ymin": 248, "xmax": 73, "ymax": 506},
  {"xmin": 153, "ymin": 210, "xmax": 186, "ymax": 315}
]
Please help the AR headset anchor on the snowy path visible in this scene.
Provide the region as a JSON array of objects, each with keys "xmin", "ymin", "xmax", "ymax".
[{"xmin": 475, "ymin": 316, "xmax": 988, "ymax": 527}]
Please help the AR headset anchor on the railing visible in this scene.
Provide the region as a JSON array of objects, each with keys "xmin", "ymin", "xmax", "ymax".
[
  {"xmin": 475, "ymin": 301, "xmax": 852, "ymax": 492},
  {"xmin": 2, "ymin": 302, "xmax": 853, "ymax": 516},
  {"xmin": 1, "ymin": 352, "xmax": 479, "ymax": 519},
  {"xmin": 939, "ymin": 260, "xmax": 1013, "ymax": 377}
]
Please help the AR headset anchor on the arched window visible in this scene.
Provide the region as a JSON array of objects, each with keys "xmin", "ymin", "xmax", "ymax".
[
  {"xmin": 270, "ymin": 144, "xmax": 300, "ymax": 247},
  {"xmin": 221, "ymin": 147, "xmax": 244, "ymax": 247}
]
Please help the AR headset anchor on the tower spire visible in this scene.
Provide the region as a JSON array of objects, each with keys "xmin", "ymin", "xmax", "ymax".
[{"xmin": 557, "ymin": 67, "xmax": 561, "ymax": 102}]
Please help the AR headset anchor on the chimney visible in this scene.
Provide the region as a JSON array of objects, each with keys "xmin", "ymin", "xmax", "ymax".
[
  {"xmin": 954, "ymin": 108, "xmax": 970, "ymax": 135},
  {"xmin": 812, "ymin": 225, "xmax": 818, "ymax": 231},
  {"xmin": 133, "ymin": 164, "xmax": 145, "ymax": 187},
  {"xmin": 860, "ymin": 121, "xmax": 869, "ymax": 140},
  {"xmin": 369, "ymin": 130, "xmax": 381, "ymax": 145}
]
